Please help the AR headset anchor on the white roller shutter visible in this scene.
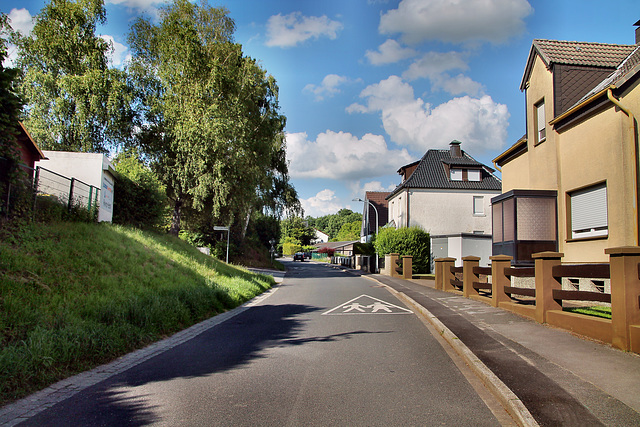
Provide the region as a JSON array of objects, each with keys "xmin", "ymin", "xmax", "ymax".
[{"xmin": 571, "ymin": 184, "xmax": 608, "ymax": 238}]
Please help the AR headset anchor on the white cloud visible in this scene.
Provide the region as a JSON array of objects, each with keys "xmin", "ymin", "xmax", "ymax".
[
  {"xmin": 7, "ymin": 8, "xmax": 34, "ymax": 35},
  {"xmin": 438, "ymin": 74, "xmax": 483, "ymax": 96},
  {"xmin": 303, "ymin": 74, "xmax": 361, "ymax": 101},
  {"xmin": 347, "ymin": 76, "xmax": 509, "ymax": 153},
  {"xmin": 3, "ymin": 9, "xmax": 35, "ymax": 67},
  {"xmin": 365, "ymin": 39, "xmax": 417, "ymax": 65},
  {"xmin": 106, "ymin": 0, "xmax": 161, "ymax": 11},
  {"xmin": 379, "ymin": 0, "xmax": 533, "ymax": 44},
  {"xmin": 286, "ymin": 130, "xmax": 412, "ymax": 180},
  {"xmin": 401, "ymin": 51, "xmax": 483, "ymax": 95},
  {"xmin": 301, "ymin": 189, "xmax": 345, "ymax": 217},
  {"xmin": 100, "ymin": 35, "xmax": 129, "ymax": 67},
  {"xmin": 265, "ymin": 12, "xmax": 343, "ymax": 48},
  {"xmin": 402, "ymin": 51, "xmax": 468, "ymax": 80}
]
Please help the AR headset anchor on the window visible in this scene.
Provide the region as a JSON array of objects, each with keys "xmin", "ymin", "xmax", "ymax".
[
  {"xmin": 570, "ymin": 183, "xmax": 608, "ymax": 239},
  {"xmin": 468, "ymin": 169, "xmax": 481, "ymax": 182},
  {"xmin": 450, "ymin": 168, "xmax": 463, "ymax": 181},
  {"xmin": 535, "ymin": 100, "xmax": 546, "ymax": 144},
  {"xmin": 473, "ymin": 196, "xmax": 484, "ymax": 215}
]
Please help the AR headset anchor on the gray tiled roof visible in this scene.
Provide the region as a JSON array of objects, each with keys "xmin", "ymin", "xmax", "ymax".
[{"xmin": 389, "ymin": 149, "xmax": 501, "ymax": 198}]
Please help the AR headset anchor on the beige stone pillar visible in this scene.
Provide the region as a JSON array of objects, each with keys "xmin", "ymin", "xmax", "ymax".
[
  {"xmin": 605, "ymin": 247, "xmax": 640, "ymax": 352},
  {"xmin": 532, "ymin": 251, "xmax": 564, "ymax": 324},
  {"xmin": 490, "ymin": 255, "xmax": 513, "ymax": 308},
  {"xmin": 439, "ymin": 258, "xmax": 457, "ymax": 292},
  {"xmin": 401, "ymin": 255, "xmax": 413, "ymax": 279},
  {"xmin": 462, "ymin": 256, "xmax": 481, "ymax": 298}
]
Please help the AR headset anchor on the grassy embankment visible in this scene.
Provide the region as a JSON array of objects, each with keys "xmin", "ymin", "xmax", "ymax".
[{"xmin": 0, "ymin": 222, "xmax": 274, "ymax": 406}]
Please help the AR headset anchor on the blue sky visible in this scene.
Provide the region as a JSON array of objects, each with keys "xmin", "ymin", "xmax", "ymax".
[{"xmin": 3, "ymin": 0, "xmax": 640, "ymax": 217}]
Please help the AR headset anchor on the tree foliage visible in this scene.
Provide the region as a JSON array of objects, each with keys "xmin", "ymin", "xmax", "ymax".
[
  {"xmin": 279, "ymin": 216, "xmax": 315, "ymax": 247},
  {"xmin": 112, "ymin": 148, "xmax": 168, "ymax": 230},
  {"xmin": 334, "ymin": 220, "xmax": 361, "ymax": 242},
  {"xmin": 0, "ymin": 13, "xmax": 24, "ymax": 183},
  {"xmin": 13, "ymin": 0, "xmax": 134, "ymax": 153},
  {"xmin": 374, "ymin": 226, "xmax": 431, "ymax": 273},
  {"xmin": 128, "ymin": 0, "xmax": 294, "ymax": 236},
  {"xmin": 307, "ymin": 208, "xmax": 362, "ymax": 241}
]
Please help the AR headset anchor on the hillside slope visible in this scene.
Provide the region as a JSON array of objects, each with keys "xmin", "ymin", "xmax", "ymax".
[{"xmin": 0, "ymin": 222, "xmax": 274, "ymax": 405}]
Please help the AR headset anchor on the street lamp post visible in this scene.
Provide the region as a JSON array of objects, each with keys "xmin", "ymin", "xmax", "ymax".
[{"xmin": 353, "ymin": 197, "xmax": 379, "ymax": 273}]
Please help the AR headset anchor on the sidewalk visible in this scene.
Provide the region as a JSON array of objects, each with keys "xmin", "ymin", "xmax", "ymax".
[{"xmin": 363, "ymin": 271, "xmax": 640, "ymax": 426}]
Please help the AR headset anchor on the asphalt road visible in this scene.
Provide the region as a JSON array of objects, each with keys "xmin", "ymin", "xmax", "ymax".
[{"xmin": 21, "ymin": 260, "xmax": 505, "ymax": 426}]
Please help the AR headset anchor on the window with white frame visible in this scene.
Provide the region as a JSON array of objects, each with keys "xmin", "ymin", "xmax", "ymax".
[
  {"xmin": 535, "ymin": 100, "xmax": 546, "ymax": 144},
  {"xmin": 473, "ymin": 196, "xmax": 484, "ymax": 215},
  {"xmin": 468, "ymin": 169, "xmax": 481, "ymax": 182},
  {"xmin": 450, "ymin": 168, "xmax": 463, "ymax": 181},
  {"xmin": 570, "ymin": 183, "xmax": 608, "ymax": 239}
]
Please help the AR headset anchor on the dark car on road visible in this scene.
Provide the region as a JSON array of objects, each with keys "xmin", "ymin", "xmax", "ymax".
[{"xmin": 293, "ymin": 252, "xmax": 305, "ymax": 261}]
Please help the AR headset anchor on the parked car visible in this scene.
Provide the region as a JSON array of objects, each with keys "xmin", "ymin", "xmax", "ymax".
[
  {"xmin": 293, "ymin": 252, "xmax": 305, "ymax": 261},
  {"xmin": 304, "ymin": 252, "xmax": 311, "ymax": 259}
]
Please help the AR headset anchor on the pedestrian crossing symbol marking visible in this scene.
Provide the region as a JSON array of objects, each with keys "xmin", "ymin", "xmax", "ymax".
[{"xmin": 322, "ymin": 294, "xmax": 413, "ymax": 315}]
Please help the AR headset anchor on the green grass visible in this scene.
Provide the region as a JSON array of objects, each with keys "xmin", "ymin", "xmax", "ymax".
[
  {"xmin": 0, "ymin": 222, "xmax": 274, "ymax": 406},
  {"xmin": 563, "ymin": 305, "xmax": 612, "ymax": 319}
]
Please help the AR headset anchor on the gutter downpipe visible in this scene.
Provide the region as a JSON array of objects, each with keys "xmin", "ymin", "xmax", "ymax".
[{"xmin": 607, "ymin": 88, "xmax": 640, "ymax": 245}]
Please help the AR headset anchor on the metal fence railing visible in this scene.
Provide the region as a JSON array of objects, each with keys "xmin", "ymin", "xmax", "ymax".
[{"xmin": 1, "ymin": 156, "xmax": 100, "ymax": 221}]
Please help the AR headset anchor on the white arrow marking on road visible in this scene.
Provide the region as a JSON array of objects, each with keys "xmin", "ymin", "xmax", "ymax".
[{"xmin": 322, "ymin": 294, "xmax": 413, "ymax": 315}]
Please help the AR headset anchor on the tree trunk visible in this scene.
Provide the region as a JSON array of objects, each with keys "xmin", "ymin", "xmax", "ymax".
[
  {"xmin": 241, "ymin": 207, "xmax": 252, "ymax": 240},
  {"xmin": 170, "ymin": 198, "xmax": 182, "ymax": 236}
]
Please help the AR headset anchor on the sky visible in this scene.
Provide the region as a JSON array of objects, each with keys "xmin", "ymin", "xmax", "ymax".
[{"xmin": 3, "ymin": 0, "xmax": 640, "ymax": 218}]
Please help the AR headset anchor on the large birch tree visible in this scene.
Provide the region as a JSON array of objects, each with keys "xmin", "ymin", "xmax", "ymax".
[{"xmin": 128, "ymin": 0, "xmax": 295, "ymax": 235}]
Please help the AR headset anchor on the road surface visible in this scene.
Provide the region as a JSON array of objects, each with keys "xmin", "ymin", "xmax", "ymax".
[{"xmin": 21, "ymin": 260, "xmax": 510, "ymax": 426}]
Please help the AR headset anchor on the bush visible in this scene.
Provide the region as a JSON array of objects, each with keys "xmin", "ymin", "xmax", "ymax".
[
  {"xmin": 374, "ymin": 226, "xmax": 430, "ymax": 273},
  {"xmin": 283, "ymin": 242, "xmax": 301, "ymax": 256}
]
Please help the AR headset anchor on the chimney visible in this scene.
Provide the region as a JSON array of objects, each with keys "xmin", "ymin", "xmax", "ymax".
[
  {"xmin": 449, "ymin": 140, "xmax": 462, "ymax": 158},
  {"xmin": 635, "ymin": 19, "xmax": 640, "ymax": 44}
]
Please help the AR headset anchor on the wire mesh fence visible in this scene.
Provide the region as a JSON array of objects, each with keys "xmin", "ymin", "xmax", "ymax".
[{"xmin": 1, "ymin": 157, "xmax": 100, "ymax": 221}]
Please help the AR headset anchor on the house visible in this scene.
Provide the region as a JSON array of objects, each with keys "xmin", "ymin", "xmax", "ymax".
[
  {"xmin": 314, "ymin": 240, "xmax": 359, "ymax": 256},
  {"xmin": 387, "ymin": 141, "xmax": 502, "ymax": 268},
  {"xmin": 312, "ymin": 228, "xmax": 330, "ymax": 244},
  {"xmin": 492, "ymin": 23, "xmax": 640, "ymax": 264},
  {"xmin": 15, "ymin": 122, "xmax": 46, "ymax": 172},
  {"xmin": 358, "ymin": 191, "xmax": 390, "ymax": 243},
  {"xmin": 36, "ymin": 151, "xmax": 116, "ymax": 222}
]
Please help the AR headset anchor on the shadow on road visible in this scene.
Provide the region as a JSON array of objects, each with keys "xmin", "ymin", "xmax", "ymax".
[{"xmin": 22, "ymin": 302, "xmax": 383, "ymax": 426}]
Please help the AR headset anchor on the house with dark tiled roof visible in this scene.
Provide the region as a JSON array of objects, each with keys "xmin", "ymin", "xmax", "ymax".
[
  {"xmin": 492, "ymin": 21, "xmax": 640, "ymax": 264},
  {"xmin": 387, "ymin": 141, "xmax": 501, "ymax": 269}
]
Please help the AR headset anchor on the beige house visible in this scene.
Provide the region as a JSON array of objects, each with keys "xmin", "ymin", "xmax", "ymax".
[{"xmin": 493, "ymin": 27, "xmax": 640, "ymax": 264}]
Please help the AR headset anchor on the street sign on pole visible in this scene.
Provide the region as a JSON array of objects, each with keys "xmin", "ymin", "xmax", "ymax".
[{"xmin": 214, "ymin": 226, "xmax": 230, "ymax": 263}]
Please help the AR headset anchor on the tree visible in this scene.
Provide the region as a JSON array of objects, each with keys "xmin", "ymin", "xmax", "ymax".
[
  {"xmin": 0, "ymin": 13, "xmax": 24, "ymax": 182},
  {"xmin": 280, "ymin": 216, "xmax": 315, "ymax": 247},
  {"xmin": 128, "ymin": 0, "xmax": 293, "ymax": 236},
  {"xmin": 112, "ymin": 148, "xmax": 168, "ymax": 230},
  {"xmin": 307, "ymin": 209, "xmax": 362, "ymax": 241},
  {"xmin": 13, "ymin": 0, "xmax": 134, "ymax": 153},
  {"xmin": 335, "ymin": 220, "xmax": 361, "ymax": 241}
]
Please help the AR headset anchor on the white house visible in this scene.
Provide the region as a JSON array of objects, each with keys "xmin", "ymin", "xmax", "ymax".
[
  {"xmin": 387, "ymin": 141, "xmax": 502, "ymax": 268},
  {"xmin": 312, "ymin": 228, "xmax": 330, "ymax": 244},
  {"xmin": 36, "ymin": 151, "xmax": 115, "ymax": 222}
]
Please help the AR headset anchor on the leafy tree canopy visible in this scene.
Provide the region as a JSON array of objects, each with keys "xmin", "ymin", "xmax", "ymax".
[
  {"xmin": 307, "ymin": 208, "xmax": 362, "ymax": 241},
  {"xmin": 128, "ymin": 0, "xmax": 295, "ymax": 235},
  {"xmin": 14, "ymin": 0, "xmax": 135, "ymax": 153}
]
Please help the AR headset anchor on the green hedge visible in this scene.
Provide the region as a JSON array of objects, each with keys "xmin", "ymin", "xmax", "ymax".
[{"xmin": 374, "ymin": 226, "xmax": 430, "ymax": 273}]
